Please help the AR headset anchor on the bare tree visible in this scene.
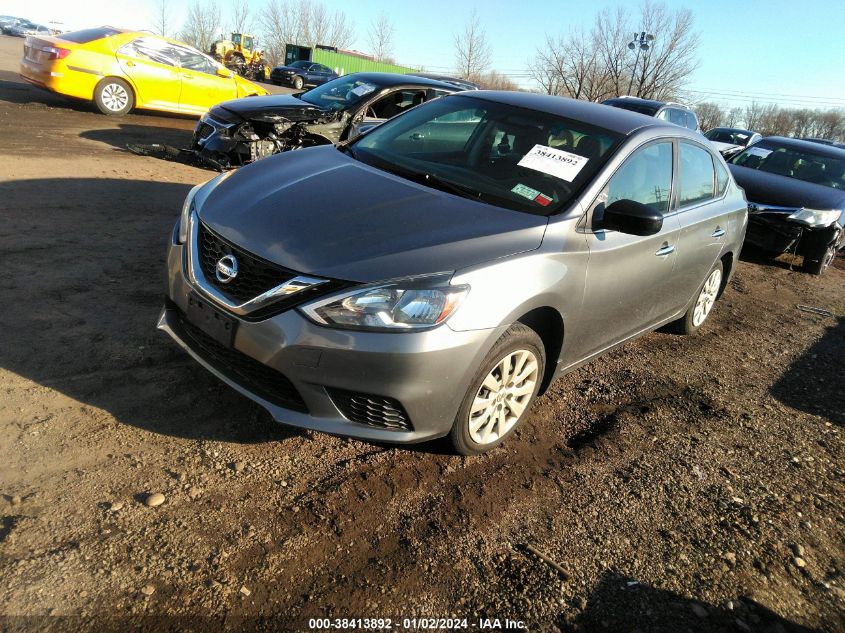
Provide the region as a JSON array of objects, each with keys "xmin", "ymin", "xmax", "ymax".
[
  {"xmin": 724, "ymin": 107, "xmax": 743, "ymax": 128},
  {"xmin": 368, "ymin": 11, "xmax": 395, "ymax": 61},
  {"xmin": 477, "ymin": 70, "xmax": 518, "ymax": 91},
  {"xmin": 533, "ymin": 2, "xmax": 699, "ymax": 103},
  {"xmin": 592, "ymin": 6, "xmax": 632, "ymax": 99},
  {"xmin": 262, "ymin": 0, "xmax": 354, "ymax": 64},
  {"xmin": 694, "ymin": 102, "xmax": 724, "ymax": 132},
  {"xmin": 152, "ymin": 0, "xmax": 172, "ymax": 38},
  {"xmin": 454, "ymin": 9, "xmax": 491, "ymax": 80},
  {"xmin": 744, "ymin": 101, "xmax": 763, "ymax": 131},
  {"xmin": 181, "ymin": 1, "xmax": 222, "ymax": 52},
  {"xmin": 230, "ymin": 0, "xmax": 253, "ymax": 34},
  {"xmin": 631, "ymin": 2, "xmax": 700, "ymax": 100}
]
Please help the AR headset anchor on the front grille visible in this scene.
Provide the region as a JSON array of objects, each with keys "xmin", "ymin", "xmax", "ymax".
[
  {"xmin": 176, "ymin": 310, "xmax": 308, "ymax": 413},
  {"xmin": 327, "ymin": 388, "xmax": 413, "ymax": 431},
  {"xmin": 195, "ymin": 122, "xmax": 214, "ymax": 141},
  {"xmin": 197, "ymin": 222, "xmax": 296, "ymax": 304}
]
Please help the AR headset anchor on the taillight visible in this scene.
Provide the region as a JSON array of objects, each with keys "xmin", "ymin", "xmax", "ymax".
[{"xmin": 43, "ymin": 46, "xmax": 71, "ymax": 60}]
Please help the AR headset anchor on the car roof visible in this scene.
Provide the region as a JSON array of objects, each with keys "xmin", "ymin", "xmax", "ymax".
[
  {"xmin": 338, "ymin": 72, "xmax": 461, "ymax": 91},
  {"xmin": 711, "ymin": 127, "xmax": 756, "ymax": 135},
  {"xmin": 761, "ymin": 136, "xmax": 845, "ymax": 158},
  {"xmin": 456, "ymin": 91, "xmax": 681, "ymax": 136}
]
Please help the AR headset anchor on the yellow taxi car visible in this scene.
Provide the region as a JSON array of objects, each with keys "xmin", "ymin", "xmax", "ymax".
[{"xmin": 20, "ymin": 26, "xmax": 269, "ymax": 116}]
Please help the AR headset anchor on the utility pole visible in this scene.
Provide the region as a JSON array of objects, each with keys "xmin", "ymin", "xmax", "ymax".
[{"xmin": 626, "ymin": 31, "xmax": 654, "ymax": 96}]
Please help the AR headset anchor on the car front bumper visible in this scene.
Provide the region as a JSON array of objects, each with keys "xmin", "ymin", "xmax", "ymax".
[
  {"xmin": 158, "ymin": 234, "xmax": 502, "ymax": 444},
  {"xmin": 745, "ymin": 207, "xmax": 843, "ymax": 256}
]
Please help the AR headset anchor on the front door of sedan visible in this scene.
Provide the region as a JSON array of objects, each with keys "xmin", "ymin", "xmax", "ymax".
[
  {"xmin": 115, "ymin": 38, "xmax": 182, "ymax": 111},
  {"xmin": 575, "ymin": 140, "xmax": 686, "ymax": 359}
]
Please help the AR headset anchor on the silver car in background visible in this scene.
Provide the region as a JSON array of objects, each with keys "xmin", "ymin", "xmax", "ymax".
[{"xmin": 159, "ymin": 92, "xmax": 748, "ymax": 455}]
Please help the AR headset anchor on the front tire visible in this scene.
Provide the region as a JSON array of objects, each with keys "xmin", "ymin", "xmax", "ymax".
[
  {"xmin": 802, "ymin": 243, "xmax": 836, "ymax": 275},
  {"xmin": 293, "ymin": 76, "xmax": 304, "ymax": 90},
  {"xmin": 449, "ymin": 323, "xmax": 545, "ymax": 455},
  {"xmin": 667, "ymin": 260, "xmax": 724, "ymax": 335},
  {"xmin": 94, "ymin": 78, "xmax": 134, "ymax": 116}
]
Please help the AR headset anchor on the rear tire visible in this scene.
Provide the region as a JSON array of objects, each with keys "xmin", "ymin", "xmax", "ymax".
[
  {"xmin": 666, "ymin": 260, "xmax": 724, "ymax": 335},
  {"xmin": 449, "ymin": 323, "xmax": 545, "ymax": 456},
  {"xmin": 94, "ymin": 78, "xmax": 134, "ymax": 116}
]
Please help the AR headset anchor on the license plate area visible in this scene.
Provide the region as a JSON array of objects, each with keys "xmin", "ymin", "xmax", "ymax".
[{"xmin": 186, "ymin": 293, "xmax": 237, "ymax": 347}]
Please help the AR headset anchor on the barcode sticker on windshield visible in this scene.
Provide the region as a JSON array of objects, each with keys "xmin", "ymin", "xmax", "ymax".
[
  {"xmin": 350, "ymin": 84, "xmax": 376, "ymax": 97},
  {"xmin": 746, "ymin": 146, "xmax": 772, "ymax": 159},
  {"xmin": 517, "ymin": 145, "xmax": 589, "ymax": 182}
]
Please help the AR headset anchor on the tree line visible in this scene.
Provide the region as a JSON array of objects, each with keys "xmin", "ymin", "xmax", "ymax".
[
  {"xmin": 694, "ymin": 101, "xmax": 845, "ymax": 141},
  {"xmin": 156, "ymin": 0, "xmax": 517, "ymax": 88}
]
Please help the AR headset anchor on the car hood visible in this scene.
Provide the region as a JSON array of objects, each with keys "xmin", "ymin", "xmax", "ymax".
[
  {"xmin": 710, "ymin": 140, "xmax": 740, "ymax": 153},
  {"xmin": 210, "ymin": 94, "xmax": 331, "ymax": 123},
  {"xmin": 729, "ymin": 164, "xmax": 845, "ymax": 211},
  {"xmin": 198, "ymin": 146, "xmax": 549, "ymax": 283}
]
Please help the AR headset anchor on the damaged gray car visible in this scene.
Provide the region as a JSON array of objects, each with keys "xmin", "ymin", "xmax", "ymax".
[{"xmin": 190, "ymin": 72, "xmax": 461, "ymax": 168}]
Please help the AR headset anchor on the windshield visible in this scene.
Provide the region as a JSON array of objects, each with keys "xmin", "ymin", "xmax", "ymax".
[
  {"xmin": 731, "ymin": 141, "xmax": 845, "ymax": 189},
  {"xmin": 288, "ymin": 60, "xmax": 310, "ymax": 69},
  {"xmin": 349, "ymin": 94, "xmax": 623, "ymax": 215},
  {"xmin": 706, "ymin": 129, "xmax": 751, "ymax": 145},
  {"xmin": 299, "ymin": 76, "xmax": 380, "ymax": 111}
]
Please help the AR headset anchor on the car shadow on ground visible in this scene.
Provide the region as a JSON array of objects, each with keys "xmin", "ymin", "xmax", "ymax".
[
  {"xmin": 0, "ymin": 177, "xmax": 303, "ymax": 445},
  {"xmin": 771, "ymin": 316, "xmax": 844, "ymax": 427},
  {"xmin": 79, "ymin": 124, "xmax": 194, "ymax": 153},
  {"xmin": 564, "ymin": 572, "xmax": 820, "ymax": 632},
  {"xmin": 739, "ymin": 244, "xmax": 804, "ymax": 272}
]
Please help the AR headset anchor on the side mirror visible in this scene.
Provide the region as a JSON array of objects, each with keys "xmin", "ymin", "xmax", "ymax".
[
  {"xmin": 601, "ymin": 199, "xmax": 663, "ymax": 236},
  {"xmin": 217, "ymin": 67, "xmax": 232, "ymax": 78}
]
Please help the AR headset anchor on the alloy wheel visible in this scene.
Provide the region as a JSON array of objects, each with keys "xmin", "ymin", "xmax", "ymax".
[
  {"xmin": 692, "ymin": 268, "xmax": 722, "ymax": 327},
  {"xmin": 468, "ymin": 349, "xmax": 539, "ymax": 445},
  {"xmin": 101, "ymin": 83, "xmax": 129, "ymax": 112}
]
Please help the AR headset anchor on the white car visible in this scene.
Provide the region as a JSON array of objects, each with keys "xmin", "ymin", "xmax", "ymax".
[{"xmin": 705, "ymin": 127, "xmax": 762, "ymax": 158}]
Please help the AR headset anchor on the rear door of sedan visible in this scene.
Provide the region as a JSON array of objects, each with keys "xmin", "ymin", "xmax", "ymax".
[{"xmin": 672, "ymin": 141, "xmax": 736, "ymax": 302}]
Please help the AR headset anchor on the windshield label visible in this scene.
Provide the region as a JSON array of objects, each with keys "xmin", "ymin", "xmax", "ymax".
[
  {"xmin": 512, "ymin": 183, "xmax": 552, "ymax": 206},
  {"xmin": 350, "ymin": 83, "xmax": 376, "ymax": 97},
  {"xmin": 518, "ymin": 144, "xmax": 588, "ymax": 182},
  {"xmin": 746, "ymin": 146, "xmax": 772, "ymax": 159}
]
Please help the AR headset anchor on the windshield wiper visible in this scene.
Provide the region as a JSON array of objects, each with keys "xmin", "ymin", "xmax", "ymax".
[{"xmin": 379, "ymin": 163, "xmax": 481, "ymax": 201}]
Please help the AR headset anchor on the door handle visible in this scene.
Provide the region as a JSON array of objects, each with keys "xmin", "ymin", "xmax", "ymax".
[
  {"xmin": 125, "ymin": 61, "xmax": 135, "ymax": 67},
  {"xmin": 181, "ymin": 74, "xmax": 193, "ymax": 80},
  {"xmin": 655, "ymin": 243, "xmax": 675, "ymax": 256},
  {"xmin": 711, "ymin": 227, "xmax": 726, "ymax": 238}
]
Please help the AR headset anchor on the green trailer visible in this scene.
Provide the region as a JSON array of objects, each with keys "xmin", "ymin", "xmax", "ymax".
[{"xmin": 284, "ymin": 43, "xmax": 418, "ymax": 76}]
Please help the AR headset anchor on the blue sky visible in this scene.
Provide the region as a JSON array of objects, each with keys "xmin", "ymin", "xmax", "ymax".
[{"xmin": 4, "ymin": 0, "xmax": 844, "ymax": 111}]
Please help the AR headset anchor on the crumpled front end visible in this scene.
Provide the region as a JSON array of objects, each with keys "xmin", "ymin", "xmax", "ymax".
[
  {"xmin": 746, "ymin": 202, "xmax": 843, "ymax": 257},
  {"xmin": 190, "ymin": 105, "xmax": 346, "ymax": 169}
]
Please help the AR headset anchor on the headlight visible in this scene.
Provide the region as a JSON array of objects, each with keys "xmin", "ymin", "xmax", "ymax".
[
  {"xmin": 177, "ymin": 184, "xmax": 202, "ymax": 244},
  {"xmin": 788, "ymin": 208, "xmax": 842, "ymax": 228},
  {"xmin": 299, "ymin": 275, "xmax": 469, "ymax": 331}
]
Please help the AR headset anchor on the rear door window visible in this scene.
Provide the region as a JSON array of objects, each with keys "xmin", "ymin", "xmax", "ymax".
[{"xmin": 679, "ymin": 142, "xmax": 716, "ymax": 206}]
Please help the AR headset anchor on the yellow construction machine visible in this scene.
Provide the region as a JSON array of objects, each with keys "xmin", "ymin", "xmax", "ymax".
[{"xmin": 209, "ymin": 33, "xmax": 270, "ymax": 82}]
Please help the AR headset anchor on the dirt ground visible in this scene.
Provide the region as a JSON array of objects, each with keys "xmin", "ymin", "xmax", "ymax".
[{"xmin": 1, "ymin": 34, "xmax": 844, "ymax": 632}]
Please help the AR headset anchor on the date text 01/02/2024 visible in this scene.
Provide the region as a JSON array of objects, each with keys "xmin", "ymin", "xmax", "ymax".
[{"xmin": 306, "ymin": 617, "xmax": 527, "ymax": 629}]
